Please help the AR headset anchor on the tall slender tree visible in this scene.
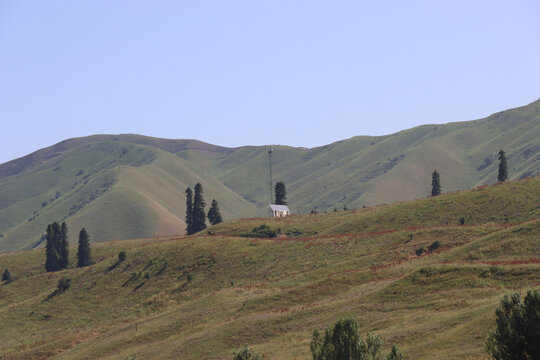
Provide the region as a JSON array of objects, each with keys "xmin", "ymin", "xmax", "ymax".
[
  {"xmin": 59, "ymin": 222, "xmax": 69, "ymax": 269},
  {"xmin": 498, "ymin": 149, "xmax": 508, "ymax": 182},
  {"xmin": 192, "ymin": 183, "xmax": 207, "ymax": 233},
  {"xmin": 45, "ymin": 223, "xmax": 60, "ymax": 272},
  {"xmin": 431, "ymin": 170, "xmax": 441, "ymax": 196},
  {"xmin": 185, "ymin": 187, "xmax": 194, "ymax": 235},
  {"xmin": 207, "ymin": 199, "xmax": 223, "ymax": 225},
  {"xmin": 274, "ymin": 181, "xmax": 287, "ymax": 205},
  {"xmin": 77, "ymin": 228, "xmax": 92, "ymax": 267}
]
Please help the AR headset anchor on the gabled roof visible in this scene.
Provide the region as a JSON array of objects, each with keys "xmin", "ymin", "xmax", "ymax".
[{"xmin": 269, "ymin": 204, "xmax": 290, "ymax": 212}]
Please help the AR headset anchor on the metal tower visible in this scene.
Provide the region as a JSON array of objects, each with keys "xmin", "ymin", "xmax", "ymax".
[{"xmin": 268, "ymin": 146, "xmax": 273, "ymax": 206}]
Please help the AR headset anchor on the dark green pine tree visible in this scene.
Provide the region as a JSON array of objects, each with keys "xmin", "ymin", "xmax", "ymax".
[
  {"xmin": 207, "ymin": 199, "xmax": 223, "ymax": 225},
  {"xmin": 77, "ymin": 228, "xmax": 92, "ymax": 267},
  {"xmin": 45, "ymin": 223, "xmax": 60, "ymax": 272},
  {"xmin": 185, "ymin": 187, "xmax": 194, "ymax": 235},
  {"xmin": 59, "ymin": 222, "xmax": 69, "ymax": 269},
  {"xmin": 498, "ymin": 149, "xmax": 508, "ymax": 182},
  {"xmin": 431, "ymin": 170, "xmax": 441, "ymax": 196},
  {"xmin": 2, "ymin": 269, "xmax": 11, "ymax": 282},
  {"xmin": 192, "ymin": 183, "xmax": 207, "ymax": 233},
  {"xmin": 274, "ymin": 181, "xmax": 287, "ymax": 205}
]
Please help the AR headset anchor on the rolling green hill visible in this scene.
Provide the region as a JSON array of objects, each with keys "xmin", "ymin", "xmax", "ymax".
[
  {"xmin": 0, "ymin": 177, "xmax": 539, "ymax": 359},
  {"xmin": 0, "ymin": 99, "xmax": 539, "ymax": 251}
]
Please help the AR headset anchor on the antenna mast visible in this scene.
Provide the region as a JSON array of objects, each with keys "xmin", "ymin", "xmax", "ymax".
[{"xmin": 268, "ymin": 146, "xmax": 273, "ymax": 205}]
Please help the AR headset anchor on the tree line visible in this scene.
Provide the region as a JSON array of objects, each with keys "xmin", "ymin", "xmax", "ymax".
[{"xmin": 185, "ymin": 183, "xmax": 223, "ymax": 235}]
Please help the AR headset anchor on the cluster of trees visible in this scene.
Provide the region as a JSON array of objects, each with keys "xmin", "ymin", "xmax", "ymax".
[
  {"xmin": 431, "ymin": 149, "xmax": 509, "ymax": 197},
  {"xmin": 45, "ymin": 222, "xmax": 69, "ymax": 272},
  {"xmin": 185, "ymin": 183, "xmax": 222, "ymax": 235},
  {"xmin": 45, "ymin": 222, "xmax": 92, "ymax": 272}
]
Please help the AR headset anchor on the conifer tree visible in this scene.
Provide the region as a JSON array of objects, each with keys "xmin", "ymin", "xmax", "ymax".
[
  {"xmin": 45, "ymin": 223, "xmax": 60, "ymax": 272},
  {"xmin": 274, "ymin": 181, "xmax": 287, "ymax": 205},
  {"xmin": 192, "ymin": 183, "xmax": 207, "ymax": 233},
  {"xmin": 498, "ymin": 149, "xmax": 508, "ymax": 182},
  {"xmin": 431, "ymin": 170, "xmax": 441, "ymax": 196},
  {"xmin": 185, "ymin": 187, "xmax": 194, "ymax": 235},
  {"xmin": 77, "ymin": 228, "xmax": 92, "ymax": 267},
  {"xmin": 59, "ymin": 222, "xmax": 69, "ymax": 269},
  {"xmin": 2, "ymin": 269, "xmax": 11, "ymax": 282},
  {"xmin": 207, "ymin": 199, "xmax": 223, "ymax": 225}
]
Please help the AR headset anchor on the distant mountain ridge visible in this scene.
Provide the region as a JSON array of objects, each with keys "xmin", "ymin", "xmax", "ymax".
[{"xmin": 0, "ymin": 98, "xmax": 538, "ymax": 251}]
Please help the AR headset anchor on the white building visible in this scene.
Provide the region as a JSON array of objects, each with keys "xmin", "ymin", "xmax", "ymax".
[{"xmin": 269, "ymin": 204, "xmax": 290, "ymax": 217}]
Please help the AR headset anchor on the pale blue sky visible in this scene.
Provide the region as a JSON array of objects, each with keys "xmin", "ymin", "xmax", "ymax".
[{"xmin": 1, "ymin": 1, "xmax": 539, "ymax": 164}]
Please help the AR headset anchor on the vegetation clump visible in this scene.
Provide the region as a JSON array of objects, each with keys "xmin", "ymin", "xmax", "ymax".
[
  {"xmin": 207, "ymin": 199, "xmax": 223, "ymax": 225},
  {"xmin": 57, "ymin": 278, "xmax": 72, "ymax": 291},
  {"xmin": 274, "ymin": 181, "xmax": 287, "ymax": 205},
  {"xmin": 486, "ymin": 290, "xmax": 540, "ymax": 359},
  {"xmin": 185, "ymin": 183, "xmax": 207, "ymax": 234},
  {"xmin": 310, "ymin": 318, "xmax": 402, "ymax": 360},
  {"xmin": 77, "ymin": 228, "xmax": 92, "ymax": 267},
  {"xmin": 2, "ymin": 269, "xmax": 11, "ymax": 282},
  {"xmin": 497, "ymin": 149, "xmax": 508, "ymax": 182},
  {"xmin": 241, "ymin": 225, "xmax": 278, "ymax": 238},
  {"xmin": 118, "ymin": 251, "xmax": 127, "ymax": 262},
  {"xmin": 232, "ymin": 344, "xmax": 262, "ymax": 360},
  {"xmin": 428, "ymin": 240, "xmax": 441, "ymax": 252},
  {"xmin": 431, "ymin": 170, "xmax": 441, "ymax": 196},
  {"xmin": 45, "ymin": 222, "xmax": 69, "ymax": 272}
]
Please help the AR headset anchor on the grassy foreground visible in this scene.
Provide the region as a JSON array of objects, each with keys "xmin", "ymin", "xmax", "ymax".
[{"xmin": 0, "ymin": 177, "xmax": 539, "ymax": 359}]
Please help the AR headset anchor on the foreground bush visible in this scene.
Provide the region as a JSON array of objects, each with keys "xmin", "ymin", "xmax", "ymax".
[
  {"xmin": 233, "ymin": 344, "xmax": 262, "ymax": 360},
  {"xmin": 310, "ymin": 318, "xmax": 403, "ymax": 360},
  {"xmin": 486, "ymin": 290, "xmax": 540, "ymax": 359}
]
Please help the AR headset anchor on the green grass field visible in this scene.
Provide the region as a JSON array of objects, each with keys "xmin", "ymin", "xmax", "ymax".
[{"xmin": 0, "ymin": 177, "xmax": 539, "ymax": 359}]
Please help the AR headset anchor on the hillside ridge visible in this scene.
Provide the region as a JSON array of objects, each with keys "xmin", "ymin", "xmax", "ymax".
[{"xmin": 0, "ymin": 99, "xmax": 538, "ymax": 251}]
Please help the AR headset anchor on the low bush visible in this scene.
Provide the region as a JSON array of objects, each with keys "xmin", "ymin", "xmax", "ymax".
[
  {"xmin": 428, "ymin": 240, "xmax": 441, "ymax": 251},
  {"xmin": 118, "ymin": 251, "xmax": 127, "ymax": 262},
  {"xmin": 232, "ymin": 344, "xmax": 262, "ymax": 360}
]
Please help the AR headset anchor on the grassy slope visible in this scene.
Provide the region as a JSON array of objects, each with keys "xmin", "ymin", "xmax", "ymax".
[
  {"xmin": 0, "ymin": 140, "xmax": 255, "ymax": 251},
  {"xmin": 208, "ymin": 99, "xmax": 540, "ymax": 212},
  {"xmin": 1, "ymin": 99, "xmax": 539, "ymax": 251},
  {"xmin": 0, "ymin": 178, "xmax": 539, "ymax": 359}
]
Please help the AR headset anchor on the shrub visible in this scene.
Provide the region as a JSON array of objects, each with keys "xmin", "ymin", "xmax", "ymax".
[
  {"xmin": 57, "ymin": 278, "xmax": 71, "ymax": 291},
  {"xmin": 118, "ymin": 251, "xmax": 127, "ymax": 262},
  {"xmin": 232, "ymin": 344, "xmax": 262, "ymax": 360},
  {"xmin": 310, "ymin": 318, "xmax": 402, "ymax": 360},
  {"xmin": 486, "ymin": 290, "xmax": 540, "ymax": 359},
  {"xmin": 186, "ymin": 273, "xmax": 192, "ymax": 282},
  {"xmin": 415, "ymin": 246, "xmax": 425, "ymax": 256},
  {"xmin": 241, "ymin": 225, "xmax": 277, "ymax": 238},
  {"xmin": 428, "ymin": 240, "xmax": 440, "ymax": 251},
  {"xmin": 459, "ymin": 217, "xmax": 465, "ymax": 225},
  {"xmin": 2, "ymin": 269, "xmax": 11, "ymax": 282}
]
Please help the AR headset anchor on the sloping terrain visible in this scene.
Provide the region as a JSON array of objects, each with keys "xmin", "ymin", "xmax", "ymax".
[
  {"xmin": 0, "ymin": 99, "xmax": 539, "ymax": 251},
  {"xmin": 0, "ymin": 178, "xmax": 539, "ymax": 359}
]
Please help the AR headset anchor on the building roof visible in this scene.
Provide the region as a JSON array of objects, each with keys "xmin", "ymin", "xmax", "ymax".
[{"xmin": 269, "ymin": 204, "xmax": 290, "ymax": 212}]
